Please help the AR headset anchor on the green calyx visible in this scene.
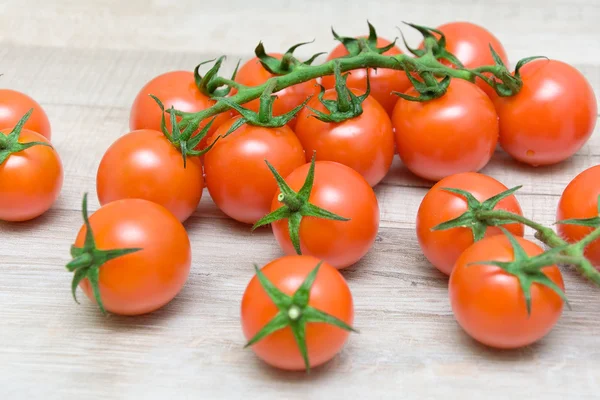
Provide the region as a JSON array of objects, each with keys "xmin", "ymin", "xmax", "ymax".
[
  {"xmin": 401, "ymin": 22, "xmax": 464, "ymax": 68},
  {"xmin": 245, "ymin": 261, "xmax": 357, "ymax": 372},
  {"xmin": 256, "ymin": 41, "xmax": 325, "ymax": 75},
  {"xmin": 66, "ymin": 194, "xmax": 142, "ymax": 315},
  {"xmin": 307, "ymin": 61, "xmax": 370, "ymax": 123},
  {"xmin": 468, "ymin": 229, "xmax": 570, "ymax": 316},
  {"xmin": 151, "ymin": 95, "xmax": 220, "ymax": 167},
  {"xmin": 432, "ymin": 185, "xmax": 523, "ymax": 241},
  {"xmin": 0, "ymin": 109, "xmax": 52, "ymax": 165},
  {"xmin": 331, "ymin": 21, "xmax": 398, "ymax": 57},
  {"xmin": 393, "ymin": 68, "xmax": 451, "ymax": 102},
  {"xmin": 194, "ymin": 56, "xmax": 241, "ymax": 98},
  {"xmin": 252, "ymin": 153, "xmax": 350, "ymax": 255}
]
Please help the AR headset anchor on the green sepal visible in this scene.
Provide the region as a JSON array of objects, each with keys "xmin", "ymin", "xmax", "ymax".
[
  {"xmin": 331, "ymin": 21, "xmax": 397, "ymax": 57},
  {"xmin": 403, "ymin": 22, "xmax": 464, "ymax": 68},
  {"xmin": 255, "ymin": 41, "xmax": 325, "ymax": 75},
  {"xmin": 557, "ymin": 195, "xmax": 600, "ymax": 228},
  {"xmin": 66, "ymin": 194, "xmax": 143, "ymax": 315},
  {"xmin": 482, "ymin": 46, "xmax": 547, "ymax": 97},
  {"xmin": 252, "ymin": 153, "xmax": 350, "ymax": 255},
  {"xmin": 393, "ymin": 72, "xmax": 451, "ymax": 102},
  {"xmin": 194, "ymin": 56, "xmax": 240, "ymax": 98},
  {"xmin": 244, "ymin": 261, "xmax": 356, "ymax": 372},
  {"xmin": 0, "ymin": 109, "xmax": 53, "ymax": 165}
]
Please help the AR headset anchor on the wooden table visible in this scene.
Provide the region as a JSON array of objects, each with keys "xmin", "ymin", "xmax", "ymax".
[{"xmin": 1, "ymin": 1, "xmax": 599, "ymax": 398}]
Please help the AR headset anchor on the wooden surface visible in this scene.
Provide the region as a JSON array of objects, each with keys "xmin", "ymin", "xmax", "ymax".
[{"xmin": 1, "ymin": 1, "xmax": 600, "ymax": 398}]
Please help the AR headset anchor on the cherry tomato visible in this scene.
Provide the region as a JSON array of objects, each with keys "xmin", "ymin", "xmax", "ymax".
[
  {"xmin": 294, "ymin": 88, "xmax": 394, "ymax": 186},
  {"xmin": 96, "ymin": 129, "xmax": 203, "ymax": 222},
  {"xmin": 74, "ymin": 199, "xmax": 191, "ymax": 315},
  {"xmin": 494, "ymin": 59, "xmax": 597, "ymax": 166},
  {"xmin": 235, "ymin": 55, "xmax": 319, "ymax": 129},
  {"xmin": 321, "ymin": 37, "xmax": 411, "ymax": 115},
  {"xmin": 270, "ymin": 161, "xmax": 379, "ymax": 269},
  {"xmin": 557, "ymin": 165, "xmax": 600, "ymax": 268},
  {"xmin": 417, "ymin": 172, "xmax": 524, "ymax": 275},
  {"xmin": 392, "ymin": 79, "xmax": 498, "ymax": 181},
  {"xmin": 0, "ymin": 89, "xmax": 51, "ymax": 139},
  {"xmin": 0, "ymin": 129, "xmax": 63, "ymax": 221},
  {"xmin": 450, "ymin": 235, "xmax": 565, "ymax": 349},
  {"xmin": 241, "ymin": 255, "xmax": 354, "ymax": 370}
]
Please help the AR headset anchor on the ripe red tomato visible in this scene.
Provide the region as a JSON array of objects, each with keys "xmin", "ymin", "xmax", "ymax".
[
  {"xmin": 96, "ymin": 129, "xmax": 203, "ymax": 222},
  {"xmin": 417, "ymin": 172, "xmax": 524, "ymax": 275},
  {"xmin": 450, "ymin": 235, "xmax": 565, "ymax": 349},
  {"xmin": 0, "ymin": 89, "xmax": 51, "ymax": 139},
  {"xmin": 73, "ymin": 198, "xmax": 191, "ymax": 315},
  {"xmin": 0, "ymin": 129, "xmax": 63, "ymax": 221},
  {"xmin": 392, "ymin": 79, "xmax": 498, "ymax": 181},
  {"xmin": 269, "ymin": 161, "xmax": 379, "ymax": 269},
  {"xmin": 294, "ymin": 88, "xmax": 394, "ymax": 186},
  {"xmin": 494, "ymin": 59, "xmax": 597, "ymax": 166},
  {"xmin": 204, "ymin": 118, "xmax": 306, "ymax": 224},
  {"xmin": 129, "ymin": 71, "xmax": 231, "ymax": 149},
  {"xmin": 321, "ymin": 37, "xmax": 411, "ymax": 115},
  {"xmin": 241, "ymin": 255, "xmax": 354, "ymax": 371},
  {"xmin": 235, "ymin": 55, "xmax": 319, "ymax": 129},
  {"xmin": 557, "ymin": 165, "xmax": 600, "ymax": 267}
]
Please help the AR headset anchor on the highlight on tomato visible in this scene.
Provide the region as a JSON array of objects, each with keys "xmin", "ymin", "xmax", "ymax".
[
  {"xmin": 241, "ymin": 255, "xmax": 355, "ymax": 371},
  {"xmin": 449, "ymin": 232, "xmax": 566, "ymax": 349},
  {"xmin": 66, "ymin": 194, "xmax": 191, "ymax": 316},
  {"xmin": 417, "ymin": 172, "xmax": 524, "ymax": 275},
  {"xmin": 0, "ymin": 110, "xmax": 63, "ymax": 222},
  {"xmin": 0, "ymin": 89, "xmax": 51, "ymax": 139}
]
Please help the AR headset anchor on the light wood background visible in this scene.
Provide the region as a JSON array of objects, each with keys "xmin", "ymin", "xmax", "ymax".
[{"xmin": 1, "ymin": 1, "xmax": 599, "ymax": 399}]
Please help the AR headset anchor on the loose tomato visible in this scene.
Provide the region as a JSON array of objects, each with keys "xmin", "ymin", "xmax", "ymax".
[
  {"xmin": 294, "ymin": 88, "xmax": 394, "ymax": 186},
  {"xmin": 71, "ymin": 198, "xmax": 191, "ymax": 315},
  {"xmin": 321, "ymin": 37, "xmax": 411, "ymax": 115},
  {"xmin": 494, "ymin": 59, "xmax": 597, "ymax": 166},
  {"xmin": 392, "ymin": 79, "xmax": 498, "ymax": 181},
  {"xmin": 0, "ymin": 89, "xmax": 51, "ymax": 139},
  {"xmin": 235, "ymin": 55, "xmax": 319, "ymax": 129},
  {"xmin": 96, "ymin": 129, "xmax": 203, "ymax": 222},
  {"xmin": 417, "ymin": 172, "xmax": 524, "ymax": 275},
  {"xmin": 450, "ymin": 235, "xmax": 565, "ymax": 349},
  {"xmin": 204, "ymin": 118, "xmax": 305, "ymax": 224},
  {"xmin": 0, "ymin": 128, "xmax": 63, "ymax": 222},
  {"xmin": 241, "ymin": 255, "xmax": 354, "ymax": 371},
  {"xmin": 557, "ymin": 165, "xmax": 600, "ymax": 268},
  {"xmin": 269, "ymin": 161, "xmax": 379, "ymax": 269}
]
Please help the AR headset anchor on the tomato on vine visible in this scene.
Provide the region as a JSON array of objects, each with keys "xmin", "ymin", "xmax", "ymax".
[{"xmin": 0, "ymin": 89, "xmax": 51, "ymax": 139}]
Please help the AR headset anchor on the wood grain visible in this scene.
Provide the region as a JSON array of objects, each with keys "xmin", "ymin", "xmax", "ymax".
[{"xmin": 1, "ymin": 1, "xmax": 600, "ymax": 399}]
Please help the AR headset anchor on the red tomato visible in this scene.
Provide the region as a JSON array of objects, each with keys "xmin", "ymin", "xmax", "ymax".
[
  {"xmin": 417, "ymin": 172, "xmax": 524, "ymax": 275},
  {"xmin": 129, "ymin": 71, "xmax": 230, "ymax": 149},
  {"xmin": 235, "ymin": 55, "xmax": 319, "ymax": 129},
  {"xmin": 392, "ymin": 79, "xmax": 498, "ymax": 181},
  {"xmin": 0, "ymin": 129, "xmax": 63, "ymax": 221},
  {"xmin": 0, "ymin": 89, "xmax": 51, "ymax": 139},
  {"xmin": 96, "ymin": 129, "xmax": 203, "ymax": 222},
  {"xmin": 321, "ymin": 37, "xmax": 411, "ymax": 115},
  {"xmin": 557, "ymin": 165, "xmax": 600, "ymax": 268},
  {"xmin": 270, "ymin": 161, "xmax": 379, "ymax": 269},
  {"xmin": 204, "ymin": 118, "xmax": 305, "ymax": 224},
  {"xmin": 241, "ymin": 255, "xmax": 354, "ymax": 370},
  {"xmin": 74, "ymin": 199, "xmax": 191, "ymax": 315},
  {"xmin": 494, "ymin": 59, "xmax": 597, "ymax": 166},
  {"xmin": 294, "ymin": 88, "xmax": 394, "ymax": 186},
  {"xmin": 450, "ymin": 235, "xmax": 565, "ymax": 349}
]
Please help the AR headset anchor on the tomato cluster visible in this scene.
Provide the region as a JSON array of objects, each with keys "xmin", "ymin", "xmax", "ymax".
[{"xmin": 1, "ymin": 20, "xmax": 599, "ymax": 372}]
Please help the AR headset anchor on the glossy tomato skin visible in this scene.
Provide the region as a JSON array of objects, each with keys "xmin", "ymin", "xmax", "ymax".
[
  {"xmin": 270, "ymin": 161, "xmax": 379, "ymax": 269},
  {"xmin": 204, "ymin": 118, "xmax": 305, "ymax": 224},
  {"xmin": 96, "ymin": 129, "xmax": 203, "ymax": 222},
  {"xmin": 450, "ymin": 235, "xmax": 564, "ymax": 349},
  {"xmin": 0, "ymin": 129, "xmax": 63, "ymax": 221},
  {"xmin": 557, "ymin": 165, "xmax": 600, "ymax": 268},
  {"xmin": 494, "ymin": 60, "xmax": 597, "ymax": 166},
  {"xmin": 321, "ymin": 37, "xmax": 411, "ymax": 115},
  {"xmin": 417, "ymin": 172, "xmax": 524, "ymax": 275},
  {"xmin": 75, "ymin": 199, "xmax": 191, "ymax": 316},
  {"xmin": 392, "ymin": 79, "xmax": 498, "ymax": 181},
  {"xmin": 0, "ymin": 89, "xmax": 51, "ymax": 139},
  {"xmin": 236, "ymin": 55, "xmax": 319, "ymax": 130},
  {"xmin": 295, "ymin": 88, "xmax": 394, "ymax": 186},
  {"xmin": 129, "ymin": 71, "xmax": 230, "ymax": 149},
  {"xmin": 241, "ymin": 255, "xmax": 354, "ymax": 370}
]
